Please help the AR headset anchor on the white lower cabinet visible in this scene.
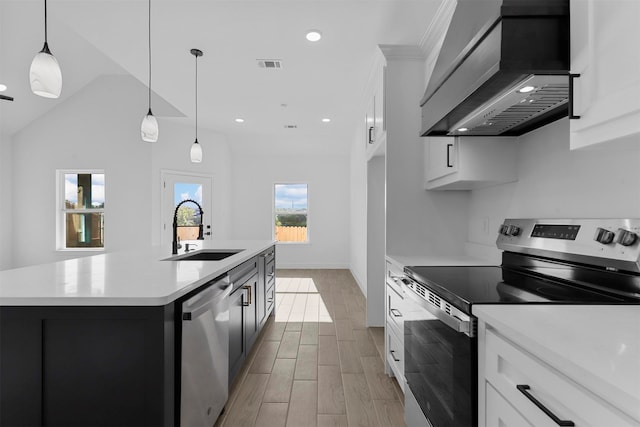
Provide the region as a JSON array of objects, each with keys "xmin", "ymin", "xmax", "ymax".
[
  {"xmin": 485, "ymin": 383, "xmax": 533, "ymax": 427},
  {"xmin": 481, "ymin": 326, "xmax": 636, "ymax": 427},
  {"xmin": 385, "ymin": 260, "xmax": 405, "ymax": 392}
]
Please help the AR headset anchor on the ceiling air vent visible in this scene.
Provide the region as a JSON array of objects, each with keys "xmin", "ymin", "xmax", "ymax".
[
  {"xmin": 284, "ymin": 125, "xmax": 297, "ymax": 129},
  {"xmin": 257, "ymin": 59, "xmax": 283, "ymax": 69}
]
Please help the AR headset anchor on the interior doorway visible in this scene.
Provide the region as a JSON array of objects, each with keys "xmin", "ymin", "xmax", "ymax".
[{"xmin": 160, "ymin": 170, "xmax": 213, "ymax": 245}]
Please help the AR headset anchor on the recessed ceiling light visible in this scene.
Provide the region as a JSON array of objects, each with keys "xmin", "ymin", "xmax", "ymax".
[
  {"xmin": 0, "ymin": 84, "xmax": 7, "ymax": 92},
  {"xmin": 322, "ymin": 118, "xmax": 331, "ymax": 123},
  {"xmin": 518, "ymin": 86, "xmax": 535, "ymax": 93},
  {"xmin": 235, "ymin": 118, "xmax": 245, "ymax": 123},
  {"xmin": 457, "ymin": 127, "xmax": 469, "ymax": 132},
  {"xmin": 306, "ymin": 30, "xmax": 322, "ymax": 42}
]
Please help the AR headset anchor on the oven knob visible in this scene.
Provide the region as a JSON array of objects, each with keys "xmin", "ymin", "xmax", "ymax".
[
  {"xmin": 594, "ymin": 227, "xmax": 615, "ymax": 244},
  {"xmin": 507, "ymin": 225, "xmax": 520, "ymax": 236},
  {"xmin": 615, "ymin": 228, "xmax": 638, "ymax": 246},
  {"xmin": 498, "ymin": 224, "xmax": 509, "ymax": 235}
]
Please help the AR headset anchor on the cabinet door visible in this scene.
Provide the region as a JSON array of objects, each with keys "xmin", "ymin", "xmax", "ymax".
[
  {"xmin": 426, "ymin": 137, "xmax": 458, "ymax": 182},
  {"xmin": 243, "ymin": 274, "xmax": 260, "ymax": 354},
  {"xmin": 570, "ymin": 0, "xmax": 640, "ymax": 149},
  {"xmin": 486, "ymin": 383, "xmax": 534, "ymax": 427},
  {"xmin": 228, "ymin": 287, "xmax": 245, "ymax": 386},
  {"xmin": 365, "ymin": 97, "xmax": 376, "ymax": 146},
  {"xmin": 374, "ymin": 66, "xmax": 386, "ymax": 138},
  {"xmin": 257, "ymin": 257, "xmax": 266, "ymax": 327}
]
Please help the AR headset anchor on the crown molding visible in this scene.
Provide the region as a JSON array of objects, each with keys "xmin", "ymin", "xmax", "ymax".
[
  {"xmin": 419, "ymin": 0, "xmax": 456, "ymax": 55},
  {"xmin": 378, "ymin": 44, "xmax": 425, "ymax": 61}
]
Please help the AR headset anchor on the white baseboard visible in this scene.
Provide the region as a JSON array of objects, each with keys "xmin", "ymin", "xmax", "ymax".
[
  {"xmin": 276, "ymin": 263, "xmax": 350, "ymax": 270},
  {"xmin": 350, "ymin": 267, "xmax": 367, "ymax": 297}
]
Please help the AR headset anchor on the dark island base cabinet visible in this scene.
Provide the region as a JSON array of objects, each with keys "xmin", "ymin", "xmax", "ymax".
[
  {"xmin": 229, "ymin": 246, "xmax": 276, "ymax": 386},
  {"xmin": 0, "ymin": 305, "xmax": 175, "ymax": 427},
  {"xmin": 228, "ymin": 260, "xmax": 260, "ymax": 386},
  {"xmin": 0, "ymin": 246, "xmax": 276, "ymax": 426}
]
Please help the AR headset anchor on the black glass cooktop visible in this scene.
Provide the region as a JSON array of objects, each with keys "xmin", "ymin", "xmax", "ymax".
[{"xmin": 404, "ymin": 265, "xmax": 636, "ymax": 314}]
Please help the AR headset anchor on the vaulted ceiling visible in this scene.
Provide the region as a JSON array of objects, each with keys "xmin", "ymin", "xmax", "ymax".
[{"xmin": 0, "ymin": 0, "xmax": 442, "ymax": 154}]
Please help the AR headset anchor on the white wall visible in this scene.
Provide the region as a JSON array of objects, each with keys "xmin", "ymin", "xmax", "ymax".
[
  {"xmin": 230, "ymin": 152, "xmax": 350, "ymax": 269},
  {"xmin": 466, "ymin": 118, "xmax": 640, "ymax": 262},
  {"xmin": 0, "ymin": 133, "xmax": 13, "ymax": 270},
  {"xmin": 150, "ymin": 122, "xmax": 232, "ymax": 245},
  {"xmin": 349, "ymin": 126, "xmax": 368, "ymax": 290},
  {"xmin": 9, "ymin": 75, "xmax": 233, "ymax": 268}
]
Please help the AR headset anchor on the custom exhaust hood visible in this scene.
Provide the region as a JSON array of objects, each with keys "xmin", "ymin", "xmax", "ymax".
[{"xmin": 420, "ymin": 0, "xmax": 570, "ymax": 137}]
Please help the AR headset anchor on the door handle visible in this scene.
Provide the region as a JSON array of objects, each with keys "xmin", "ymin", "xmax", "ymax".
[
  {"xmin": 517, "ymin": 385, "xmax": 575, "ymax": 426},
  {"xmin": 242, "ymin": 285, "xmax": 252, "ymax": 306},
  {"xmin": 446, "ymin": 143, "xmax": 454, "ymax": 167},
  {"xmin": 368, "ymin": 126, "xmax": 375, "ymax": 144},
  {"xmin": 568, "ymin": 74, "xmax": 581, "ymax": 120},
  {"xmin": 389, "ymin": 350, "xmax": 400, "ymax": 362}
]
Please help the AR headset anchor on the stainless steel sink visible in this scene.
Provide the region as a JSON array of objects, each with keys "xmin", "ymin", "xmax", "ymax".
[{"xmin": 165, "ymin": 250, "xmax": 243, "ymax": 261}]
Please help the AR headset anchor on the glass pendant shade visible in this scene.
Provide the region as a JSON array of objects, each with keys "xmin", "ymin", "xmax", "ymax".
[
  {"xmin": 141, "ymin": 110, "xmax": 159, "ymax": 142},
  {"xmin": 30, "ymin": 43, "xmax": 62, "ymax": 98},
  {"xmin": 190, "ymin": 140, "xmax": 203, "ymax": 163}
]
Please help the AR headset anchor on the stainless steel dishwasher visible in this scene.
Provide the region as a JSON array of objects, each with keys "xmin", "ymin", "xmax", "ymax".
[{"xmin": 181, "ymin": 275, "xmax": 232, "ymax": 426}]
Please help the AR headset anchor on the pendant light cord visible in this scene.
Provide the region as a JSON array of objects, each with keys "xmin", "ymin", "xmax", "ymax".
[
  {"xmin": 44, "ymin": 0, "xmax": 48, "ymax": 43},
  {"xmin": 195, "ymin": 53, "xmax": 198, "ymax": 140},
  {"xmin": 148, "ymin": 0, "xmax": 152, "ymax": 110}
]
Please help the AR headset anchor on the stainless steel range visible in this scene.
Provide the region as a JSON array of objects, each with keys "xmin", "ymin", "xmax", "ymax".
[{"xmin": 402, "ymin": 219, "xmax": 640, "ymax": 427}]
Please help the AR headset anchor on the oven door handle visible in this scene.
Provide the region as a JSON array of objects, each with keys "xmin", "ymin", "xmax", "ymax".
[{"xmin": 403, "ymin": 282, "xmax": 474, "ymax": 337}]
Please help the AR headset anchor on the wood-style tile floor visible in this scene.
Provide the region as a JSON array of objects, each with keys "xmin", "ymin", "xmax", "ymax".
[{"xmin": 216, "ymin": 269, "xmax": 405, "ymax": 427}]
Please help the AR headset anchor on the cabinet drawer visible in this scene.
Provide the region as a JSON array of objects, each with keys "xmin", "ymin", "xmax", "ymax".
[
  {"xmin": 386, "ymin": 284, "xmax": 404, "ymax": 335},
  {"xmin": 485, "ymin": 328, "xmax": 635, "ymax": 427},
  {"xmin": 265, "ymin": 284, "xmax": 275, "ymax": 315},
  {"xmin": 385, "ymin": 261, "xmax": 405, "ymax": 296},
  {"xmin": 261, "ymin": 247, "xmax": 275, "ymax": 265},
  {"xmin": 266, "ymin": 259, "xmax": 275, "ymax": 288},
  {"xmin": 485, "ymin": 382, "xmax": 532, "ymax": 427},
  {"xmin": 230, "ymin": 257, "xmax": 258, "ymax": 290},
  {"xmin": 386, "ymin": 325, "xmax": 404, "ymax": 392}
]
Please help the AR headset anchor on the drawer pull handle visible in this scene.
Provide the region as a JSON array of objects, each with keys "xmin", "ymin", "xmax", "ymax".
[
  {"xmin": 517, "ymin": 385, "xmax": 575, "ymax": 426},
  {"xmin": 390, "ymin": 308, "xmax": 403, "ymax": 318},
  {"xmin": 389, "ymin": 350, "xmax": 400, "ymax": 362},
  {"xmin": 242, "ymin": 285, "xmax": 252, "ymax": 306}
]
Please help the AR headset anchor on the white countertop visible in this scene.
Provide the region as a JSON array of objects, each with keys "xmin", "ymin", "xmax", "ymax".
[
  {"xmin": 0, "ymin": 240, "xmax": 274, "ymax": 306},
  {"xmin": 386, "ymin": 253, "xmax": 493, "ymax": 268},
  {"xmin": 473, "ymin": 304, "xmax": 640, "ymax": 421}
]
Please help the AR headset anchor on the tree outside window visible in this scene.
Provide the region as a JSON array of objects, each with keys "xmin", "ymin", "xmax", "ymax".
[{"xmin": 58, "ymin": 171, "xmax": 105, "ymax": 250}]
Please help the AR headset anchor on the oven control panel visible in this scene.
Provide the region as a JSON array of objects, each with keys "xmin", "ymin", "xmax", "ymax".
[{"xmin": 496, "ymin": 219, "xmax": 640, "ymax": 273}]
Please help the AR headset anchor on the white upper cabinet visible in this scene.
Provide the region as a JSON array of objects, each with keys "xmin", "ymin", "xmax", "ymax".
[
  {"xmin": 424, "ymin": 136, "xmax": 518, "ymax": 190},
  {"xmin": 365, "ymin": 55, "xmax": 387, "ymax": 160},
  {"xmin": 570, "ymin": 0, "xmax": 640, "ymax": 150}
]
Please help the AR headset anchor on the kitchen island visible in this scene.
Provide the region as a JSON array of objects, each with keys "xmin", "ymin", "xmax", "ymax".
[{"xmin": 0, "ymin": 240, "xmax": 275, "ymax": 427}]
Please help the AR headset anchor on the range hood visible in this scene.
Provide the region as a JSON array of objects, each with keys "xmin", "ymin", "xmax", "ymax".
[{"xmin": 420, "ymin": 0, "xmax": 570, "ymax": 137}]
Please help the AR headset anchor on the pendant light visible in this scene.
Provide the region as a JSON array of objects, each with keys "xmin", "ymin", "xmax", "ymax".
[
  {"xmin": 30, "ymin": 0, "xmax": 62, "ymax": 98},
  {"xmin": 190, "ymin": 48, "xmax": 203, "ymax": 163},
  {"xmin": 141, "ymin": 0, "xmax": 159, "ymax": 142}
]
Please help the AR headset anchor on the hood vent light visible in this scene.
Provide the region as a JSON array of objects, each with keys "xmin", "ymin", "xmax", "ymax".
[
  {"xmin": 257, "ymin": 59, "xmax": 283, "ymax": 69},
  {"xmin": 449, "ymin": 74, "xmax": 569, "ymax": 136}
]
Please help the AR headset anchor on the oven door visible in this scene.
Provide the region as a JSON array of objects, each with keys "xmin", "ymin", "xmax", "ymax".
[{"xmin": 403, "ymin": 279, "xmax": 477, "ymax": 427}]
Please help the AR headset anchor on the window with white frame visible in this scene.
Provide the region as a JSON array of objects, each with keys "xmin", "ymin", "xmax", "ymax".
[
  {"xmin": 58, "ymin": 171, "xmax": 105, "ymax": 250},
  {"xmin": 274, "ymin": 183, "xmax": 308, "ymax": 243}
]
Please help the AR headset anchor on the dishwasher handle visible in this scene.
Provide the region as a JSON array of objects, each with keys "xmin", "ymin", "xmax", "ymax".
[{"xmin": 182, "ymin": 278, "xmax": 232, "ymax": 321}]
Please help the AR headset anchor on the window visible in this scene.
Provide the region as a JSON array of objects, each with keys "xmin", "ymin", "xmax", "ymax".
[
  {"xmin": 274, "ymin": 183, "xmax": 308, "ymax": 243},
  {"xmin": 58, "ymin": 171, "xmax": 105, "ymax": 250}
]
